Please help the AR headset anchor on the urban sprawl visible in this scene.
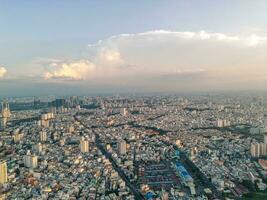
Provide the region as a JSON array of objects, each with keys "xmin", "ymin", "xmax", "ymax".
[{"xmin": 1, "ymin": 94, "xmax": 267, "ymax": 200}]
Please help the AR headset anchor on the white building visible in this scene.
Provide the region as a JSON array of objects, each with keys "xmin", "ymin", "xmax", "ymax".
[
  {"xmin": 216, "ymin": 119, "xmax": 230, "ymax": 128},
  {"xmin": 251, "ymin": 143, "xmax": 267, "ymax": 158},
  {"xmin": 24, "ymin": 150, "xmax": 38, "ymax": 168},
  {"xmin": 121, "ymin": 108, "xmax": 128, "ymax": 116},
  {"xmin": 0, "ymin": 160, "xmax": 7, "ymax": 184},
  {"xmin": 80, "ymin": 137, "xmax": 89, "ymax": 153},
  {"xmin": 39, "ymin": 131, "xmax": 47, "ymax": 142},
  {"xmin": 118, "ymin": 139, "xmax": 127, "ymax": 155}
]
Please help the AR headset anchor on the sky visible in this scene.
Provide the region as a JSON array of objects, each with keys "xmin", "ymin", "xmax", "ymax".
[{"xmin": 1, "ymin": 0, "xmax": 267, "ymax": 97}]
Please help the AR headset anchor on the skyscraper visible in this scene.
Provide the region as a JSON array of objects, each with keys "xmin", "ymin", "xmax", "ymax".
[
  {"xmin": 39, "ymin": 131, "xmax": 47, "ymax": 142},
  {"xmin": 80, "ymin": 137, "xmax": 89, "ymax": 153},
  {"xmin": 251, "ymin": 143, "xmax": 261, "ymax": 158},
  {"xmin": 1, "ymin": 102, "xmax": 11, "ymax": 118},
  {"xmin": 50, "ymin": 98, "xmax": 67, "ymax": 113},
  {"xmin": 1, "ymin": 101, "xmax": 11, "ymax": 129},
  {"xmin": 0, "ymin": 160, "xmax": 7, "ymax": 184}
]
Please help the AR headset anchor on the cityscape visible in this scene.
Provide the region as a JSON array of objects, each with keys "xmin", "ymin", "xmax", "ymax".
[
  {"xmin": 1, "ymin": 1, "xmax": 267, "ymax": 199},
  {"xmin": 1, "ymin": 94, "xmax": 267, "ymax": 199}
]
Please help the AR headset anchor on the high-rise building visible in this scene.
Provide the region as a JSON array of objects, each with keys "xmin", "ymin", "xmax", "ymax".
[
  {"xmin": 80, "ymin": 137, "xmax": 89, "ymax": 153},
  {"xmin": 24, "ymin": 150, "xmax": 38, "ymax": 168},
  {"xmin": 35, "ymin": 143, "xmax": 43, "ymax": 154},
  {"xmin": 250, "ymin": 143, "xmax": 260, "ymax": 158},
  {"xmin": 264, "ymin": 134, "xmax": 267, "ymax": 144},
  {"xmin": 118, "ymin": 139, "xmax": 127, "ymax": 155},
  {"xmin": 121, "ymin": 108, "xmax": 128, "ymax": 116},
  {"xmin": 13, "ymin": 132, "xmax": 22, "ymax": 143},
  {"xmin": 49, "ymin": 99, "xmax": 68, "ymax": 113},
  {"xmin": 251, "ymin": 143, "xmax": 261, "ymax": 158},
  {"xmin": 216, "ymin": 119, "xmax": 230, "ymax": 128},
  {"xmin": 216, "ymin": 120, "xmax": 224, "ymax": 127},
  {"xmin": 260, "ymin": 143, "xmax": 267, "ymax": 156},
  {"xmin": 1, "ymin": 101, "xmax": 11, "ymax": 129},
  {"xmin": 39, "ymin": 113, "xmax": 54, "ymax": 127},
  {"xmin": 1, "ymin": 102, "xmax": 11, "ymax": 118},
  {"xmin": 39, "ymin": 131, "xmax": 47, "ymax": 142},
  {"xmin": 54, "ymin": 99, "xmax": 66, "ymax": 108},
  {"xmin": 0, "ymin": 160, "xmax": 7, "ymax": 184}
]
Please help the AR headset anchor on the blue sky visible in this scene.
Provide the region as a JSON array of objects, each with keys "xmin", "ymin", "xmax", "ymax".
[{"xmin": 1, "ymin": 1, "xmax": 267, "ymax": 96}]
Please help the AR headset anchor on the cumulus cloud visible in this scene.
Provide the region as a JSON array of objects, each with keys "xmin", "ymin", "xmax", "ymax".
[
  {"xmin": 42, "ymin": 30, "xmax": 267, "ymax": 91},
  {"xmin": 98, "ymin": 48, "xmax": 121, "ymax": 62},
  {"xmin": 246, "ymin": 34, "xmax": 267, "ymax": 46},
  {"xmin": 0, "ymin": 67, "xmax": 7, "ymax": 78},
  {"xmin": 44, "ymin": 59, "xmax": 95, "ymax": 80},
  {"xmin": 94, "ymin": 48, "xmax": 124, "ymax": 70}
]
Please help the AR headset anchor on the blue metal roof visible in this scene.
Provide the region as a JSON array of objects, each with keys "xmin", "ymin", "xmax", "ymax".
[
  {"xmin": 175, "ymin": 162, "xmax": 193, "ymax": 181},
  {"xmin": 146, "ymin": 191, "xmax": 154, "ymax": 199}
]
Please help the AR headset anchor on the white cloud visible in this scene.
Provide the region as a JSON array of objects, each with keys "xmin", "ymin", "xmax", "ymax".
[
  {"xmin": 43, "ymin": 30, "xmax": 267, "ymax": 90},
  {"xmin": 97, "ymin": 48, "xmax": 123, "ymax": 64},
  {"xmin": 0, "ymin": 67, "xmax": 7, "ymax": 78},
  {"xmin": 246, "ymin": 34, "xmax": 267, "ymax": 46},
  {"xmin": 93, "ymin": 30, "xmax": 267, "ymax": 47},
  {"xmin": 44, "ymin": 59, "xmax": 95, "ymax": 80}
]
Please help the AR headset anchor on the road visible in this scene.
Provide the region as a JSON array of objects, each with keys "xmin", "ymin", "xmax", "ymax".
[
  {"xmin": 164, "ymin": 141, "xmax": 223, "ymax": 199},
  {"xmin": 74, "ymin": 114, "xmax": 145, "ymax": 200}
]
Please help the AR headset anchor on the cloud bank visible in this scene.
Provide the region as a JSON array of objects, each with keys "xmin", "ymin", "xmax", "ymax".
[
  {"xmin": 42, "ymin": 30, "xmax": 267, "ymax": 91},
  {"xmin": 44, "ymin": 60, "xmax": 95, "ymax": 80}
]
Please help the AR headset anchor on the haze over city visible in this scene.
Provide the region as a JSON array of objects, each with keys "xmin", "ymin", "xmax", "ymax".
[
  {"xmin": 2, "ymin": 1, "xmax": 267, "ymax": 200},
  {"xmin": 1, "ymin": 1, "xmax": 267, "ymax": 97}
]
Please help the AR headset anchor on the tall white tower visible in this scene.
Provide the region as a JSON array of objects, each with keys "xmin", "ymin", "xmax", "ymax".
[
  {"xmin": 80, "ymin": 137, "xmax": 89, "ymax": 153},
  {"xmin": 0, "ymin": 160, "xmax": 7, "ymax": 184}
]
